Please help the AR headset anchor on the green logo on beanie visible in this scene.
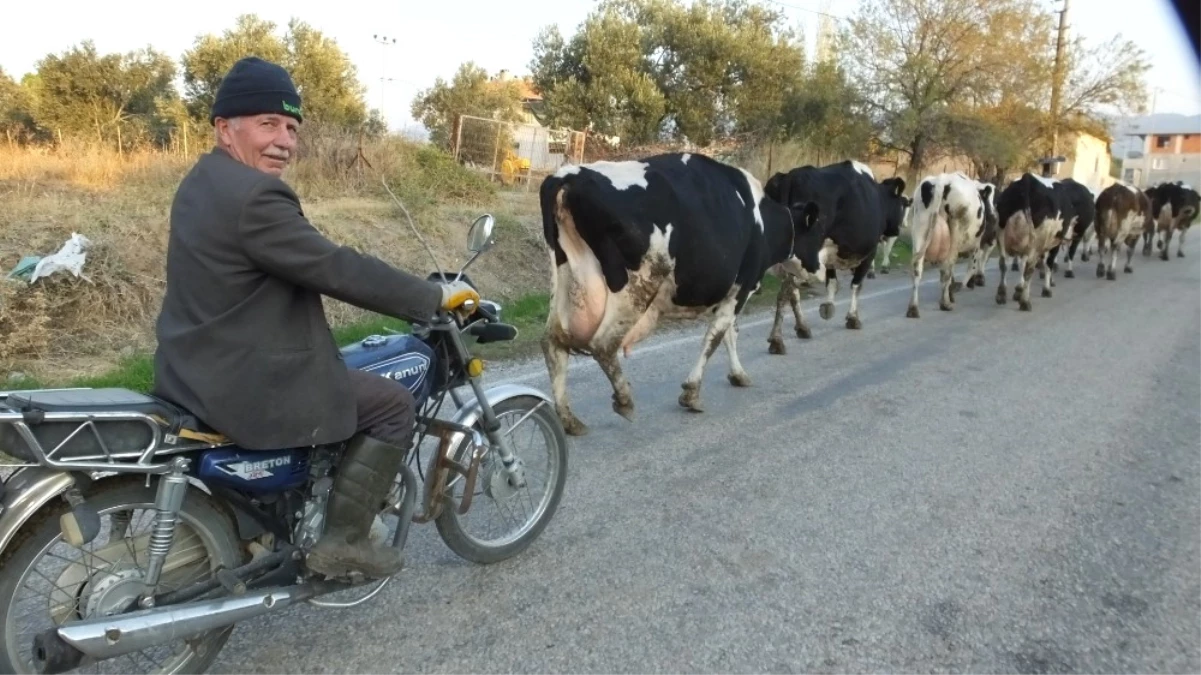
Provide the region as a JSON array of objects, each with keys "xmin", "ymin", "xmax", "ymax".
[{"xmin": 282, "ymin": 101, "xmax": 301, "ymax": 115}]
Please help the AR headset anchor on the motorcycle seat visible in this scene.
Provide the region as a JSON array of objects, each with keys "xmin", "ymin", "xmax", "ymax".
[{"xmin": 5, "ymin": 388, "xmax": 229, "ymax": 445}]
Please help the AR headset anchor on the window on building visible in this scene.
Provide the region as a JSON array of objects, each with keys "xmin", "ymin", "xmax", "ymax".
[
  {"xmin": 1124, "ymin": 168, "xmax": 1135, "ymax": 182},
  {"xmin": 1152, "ymin": 158, "xmax": 1166, "ymax": 170},
  {"xmin": 1156, "ymin": 135, "xmax": 1172, "ymax": 149}
]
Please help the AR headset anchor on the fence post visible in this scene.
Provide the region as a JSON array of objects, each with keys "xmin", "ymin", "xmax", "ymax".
[
  {"xmin": 491, "ymin": 121, "xmax": 503, "ymax": 183},
  {"xmin": 451, "ymin": 114, "xmax": 463, "ymax": 160}
]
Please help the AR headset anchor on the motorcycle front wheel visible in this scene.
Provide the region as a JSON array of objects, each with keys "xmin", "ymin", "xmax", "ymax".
[
  {"xmin": 0, "ymin": 478, "xmax": 244, "ymax": 674},
  {"xmin": 434, "ymin": 394, "xmax": 568, "ymax": 564}
]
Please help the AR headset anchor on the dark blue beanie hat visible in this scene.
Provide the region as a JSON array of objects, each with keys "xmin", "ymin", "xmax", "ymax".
[{"xmin": 209, "ymin": 57, "xmax": 303, "ymax": 125}]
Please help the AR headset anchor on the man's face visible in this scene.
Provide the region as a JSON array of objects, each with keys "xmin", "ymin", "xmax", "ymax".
[{"xmin": 215, "ymin": 113, "xmax": 299, "ymax": 177}]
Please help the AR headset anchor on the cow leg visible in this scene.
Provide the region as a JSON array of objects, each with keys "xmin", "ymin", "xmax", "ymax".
[
  {"xmin": 907, "ymin": 254, "xmax": 925, "ymax": 318},
  {"xmin": 593, "ymin": 347, "xmax": 636, "ymax": 422},
  {"xmin": 768, "ymin": 272, "xmax": 810, "ymax": 356},
  {"xmin": 768, "ymin": 274, "xmax": 791, "ymax": 355},
  {"xmin": 679, "ymin": 301, "xmax": 737, "ymax": 413},
  {"xmin": 995, "ymin": 251, "xmax": 1009, "ymax": 305},
  {"xmin": 879, "ymin": 235, "xmax": 897, "ymax": 274},
  {"xmin": 938, "ymin": 263, "xmax": 954, "ymax": 311},
  {"xmin": 1142, "ymin": 229, "xmax": 1153, "ymax": 257},
  {"xmin": 1160, "ymin": 229, "xmax": 1174, "ymax": 261},
  {"xmin": 724, "ymin": 319, "xmax": 752, "ymax": 387},
  {"xmin": 1105, "ymin": 238, "xmax": 1121, "ymax": 280},
  {"xmin": 867, "ymin": 257, "xmax": 876, "ymax": 280},
  {"xmin": 1040, "ymin": 257, "xmax": 1054, "ymax": 297},
  {"xmin": 819, "ymin": 269, "xmax": 838, "ymax": 321},
  {"xmin": 542, "ymin": 331, "xmax": 589, "ymax": 437},
  {"xmin": 1064, "ymin": 235, "xmax": 1081, "ymax": 278},
  {"xmin": 1178, "ymin": 226, "xmax": 1188, "ymax": 257},
  {"xmin": 845, "ymin": 258, "xmax": 871, "ymax": 330},
  {"xmin": 1124, "ymin": 238, "xmax": 1137, "ymax": 274},
  {"xmin": 1019, "ymin": 257, "xmax": 1036, "ymax": 311}
]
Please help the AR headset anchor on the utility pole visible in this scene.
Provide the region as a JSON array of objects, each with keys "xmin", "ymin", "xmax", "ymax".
[
  {"xmin": 1048, "ymin": 0, "xmax": 1071, "ymax": 163},
  {"xmin": 373, "ymin": 34, "xmax": 397, "ymax": 114}
]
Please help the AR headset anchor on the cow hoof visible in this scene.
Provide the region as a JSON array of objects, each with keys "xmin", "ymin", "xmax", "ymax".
[
  {"xmin": 1096, "ymin": 264, "xmax": 1105, "ymax": 278},
  {"xmin": 950, "ymin": 281, "xmax": 963, "ymax": 293},
  {"xmin": 1064, "ymin": 269, "xmax": 1075, "ymax": 278},
  {"xmin": 1179, "ymin": 250, "xmax": 1185, "ymax": 258},
  {"xmin": 819, "ymin": 302, "xmax": 835, "ymax": 320},
  {"xmin": 561, "ymin": 414, "xmax": 589, "ymax": 437},
  {"xmin": 612, "ymin": 396, "xmax": 635, "ymax": 422},
  {"xmin": 966, "ymin": 277, "xmax": 977, "ymax": 289},
  {"xmin": 1082, "ymin": 253, "xmax": 1091, "ymax": 262},
  {"xmin": 768, "ymin": 338, "xmax": 787, "ymax": 355},
  {"xmin": 1019, "ymin": 300, "xmax": 1032, "ymax": 312},
  {"xmin": 1125, "ymin": 266, "xmax": 1133, "ymax": 274},
  {"xmin": 795, "ymin": 325, "xmax": 812, "ymax": 340},
  {"xmin": 906, "ymin": 305, "xmax": 920, "ymax": 319},
  {"xmin": 1041, "ymin": 287, "xmax": 1052, "ymax": 298},
  {"xmin": 846, "ymin": 315, "xmax": 862, "ymax": 330},
  {"xmin": 1160, "ymin": 253, "xmax": 1169, "ymax": 262},
  {"xmin": 1158, "ymin": 240, "xmax": 1165, "ymax": 250},
  {"xmin": 973, "ymin": 273, "xmax": 986, "ymax": 287},
  {"xmin": 939, "ymin": 301, "xmax": 953, "ymax": 312},
  {"xmin": 1106, "ymin": 270, "xmax": 1117, "ymax": 281},
  {"xmin": 678, "ymin": 385, "xmax": 703, "ymax": 413},
  {"xmin": 995, "ymin": 288, "xmax": 1007, "ymax": 305},
  {"xmin": 728, "ymin": 372, "xmax": 752, "ymax": 388},
  {"xmin": 881, "ymin": 267, "xmax": 890, "ymax": 274},
  {"xmin": 1013, "ymin": 287, "xmax": 1022, "ymax": 302},
  {"xmin": 867, "ymin": 270, "xmax": 876, "ymax": 279}
]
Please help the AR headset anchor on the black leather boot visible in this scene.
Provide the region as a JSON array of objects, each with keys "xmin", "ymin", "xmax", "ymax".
[{"xmin": 306, "ymin": 434, "xmax": 406, "ymax": 580}]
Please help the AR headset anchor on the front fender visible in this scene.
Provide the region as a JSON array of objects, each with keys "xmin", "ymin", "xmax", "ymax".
[
  {"xmin": 450, "ymin": 383, "xmax": 554, "ymax": 430},
  {"xmin": 0, "ymin": 466, "xmax": 77, "ymax": 555}
]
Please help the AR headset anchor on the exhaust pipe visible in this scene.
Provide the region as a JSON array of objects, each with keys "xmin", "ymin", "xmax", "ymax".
[{"xmin": 37, "ymin": 582, "xmax": 337, "ymax": 671}]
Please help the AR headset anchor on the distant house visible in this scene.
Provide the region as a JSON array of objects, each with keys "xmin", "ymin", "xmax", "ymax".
[
  {"xmin": 1058, "ymin": 129, "xmax": 1113, "ymax": 194},
  {"xmin": 1115, "ymin": 117, "xmax": 1201, "ymax": 188},
  {"xmin": 490, "ymin": 69, "xmax": 545, "ymax": 126}
]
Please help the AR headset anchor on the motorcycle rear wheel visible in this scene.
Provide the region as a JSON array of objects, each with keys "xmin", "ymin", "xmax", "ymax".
[
  {"xmin": 0, "ymin": 478, "xmax": 243, "ymax": 674},
  {"xmin": 434, "ymin": 395, "xmax": 568, "ymax": 564}
]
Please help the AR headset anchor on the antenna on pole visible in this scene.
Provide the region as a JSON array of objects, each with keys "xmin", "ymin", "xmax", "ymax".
[{"xmin": 372, "ymin": 34, "xmax": 397, "ymax": 114}]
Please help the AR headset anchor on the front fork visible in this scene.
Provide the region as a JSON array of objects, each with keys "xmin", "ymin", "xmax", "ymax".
[{"xmin": 445, "ymin": 322, "xmax": 527, "ymax": 490}]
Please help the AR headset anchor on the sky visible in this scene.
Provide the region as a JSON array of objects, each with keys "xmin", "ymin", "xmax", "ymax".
[{"xmin": 2, "ymin": 0, "xmax": 1198, "ymax": 139}]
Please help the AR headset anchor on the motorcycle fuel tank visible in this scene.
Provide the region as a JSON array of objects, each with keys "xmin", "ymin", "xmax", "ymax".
[{"xmin": 340, "ymin": 334, "xmax": 436, "ymax": 404}]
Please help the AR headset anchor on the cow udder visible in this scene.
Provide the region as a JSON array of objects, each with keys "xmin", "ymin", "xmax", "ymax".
[{"xmin": 553, "ymin": 193, "xmax": 608, "ymax": 344}]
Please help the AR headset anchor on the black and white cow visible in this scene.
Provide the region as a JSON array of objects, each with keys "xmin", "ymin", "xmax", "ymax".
[
  {"xmin": 761, "ymin": 160, "xmax": 907, "ymax": 354},
  {"xmin": 993, "ymin": 172, "xmax": 1068, "ymax": 311},
  {"xmin": 1143, "ymin": 181, "xmax": 1201, "ymax": 260},
  {"xmin": 539, "ymin": 152, "xmax": 822, "ymax": 436},
  {"xmin": 1092, "ymin": 181, "xmax": 1151, "ymax": 279},
  {"xmin": 904, "ymin": 172, "xmax": 997, "ymax": 317},
  {"xmin": 1045, "ymin": 178, "xmax": 1097, "ymax": 279}
]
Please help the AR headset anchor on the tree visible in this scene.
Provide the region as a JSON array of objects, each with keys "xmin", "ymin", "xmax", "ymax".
[
  {"xmin": 30, "ymin": 41, "xmax": 177, "ymax": 150},
  {"xmin": 777, "ymin": 60, "xmax": 874, "ymax": 162},
  {"xmin": 410, "ymin": 62, "xmax": 527, "ymax": 153},
  {"xmin": 838, "ymin": 0, "xmax": 1055, "ymax": 178},
  {"xmin": 1055, "ymin": 34, "xmax": 1151, "ymax": 131},
  {"xmin": 0, "ymin": 67, "xmax": 39, "ymax": 145},
  {"xmin": 529, "ymin": 0, "xmax": 806, "ymax": 146},
  {"xmin": 180, "ymin": 14, "xmax": 369, "ymax": 128}
]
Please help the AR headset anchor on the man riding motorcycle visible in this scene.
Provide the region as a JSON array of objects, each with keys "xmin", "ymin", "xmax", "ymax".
[{"xmin": 151, "ymin": 56, "xmax": 479, "ymax": 581}]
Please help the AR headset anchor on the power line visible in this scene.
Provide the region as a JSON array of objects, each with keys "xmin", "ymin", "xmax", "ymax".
[{"xmin": 761, "ymin": 0, "xmax": 846, "ymax": 22}]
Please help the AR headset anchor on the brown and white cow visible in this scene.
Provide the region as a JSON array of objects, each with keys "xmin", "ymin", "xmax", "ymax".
[
  {"xmin": 539, "ymin": 152, "xmax": 823, "ymax": 436},
  {"xmin": 1092, "ymin": 182, "xmax": 1151, "ymax": 279},
  {"xmin": 993, "ymin": 173, "xmax": 1067, "ymax": 311},
  {"xmin": 1143, "ymin": 181, "xmax": 1201, "ymax": 260}
]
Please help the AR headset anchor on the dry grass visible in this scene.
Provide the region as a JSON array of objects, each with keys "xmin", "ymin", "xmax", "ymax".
[{"xmin": 0, "ymin": 134, "xmax": 552, "ymax": 384}]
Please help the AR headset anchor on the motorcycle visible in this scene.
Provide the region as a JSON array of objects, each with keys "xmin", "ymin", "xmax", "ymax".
[{"xmin": 0, "ymin": 211, "xmax": 570, "ymax": 674}]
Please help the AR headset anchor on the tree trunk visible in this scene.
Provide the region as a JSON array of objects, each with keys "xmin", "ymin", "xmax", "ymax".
[{"xmin": 907, "ymin": 133, "xmax": 927, "ymax": 185}]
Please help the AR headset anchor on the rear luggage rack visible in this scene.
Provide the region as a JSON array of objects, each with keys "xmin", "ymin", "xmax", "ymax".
[{"xmin": 0, "ymin": 389, "xmax": 225, "ymax": 474}]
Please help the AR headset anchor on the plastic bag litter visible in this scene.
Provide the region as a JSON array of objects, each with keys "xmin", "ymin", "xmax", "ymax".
[
  {"xmin": 6, "ymin": 256, "xmax": 41, "ymax": 281},
  {"xmin": 28, "ymin": 233, "xmax": 91, "ymax": 284}
]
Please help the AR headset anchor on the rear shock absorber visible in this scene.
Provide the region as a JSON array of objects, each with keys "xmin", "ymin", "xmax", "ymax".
[{"xmin": 139, "ymin": 456, "xmax": 191, "ymax": 607}]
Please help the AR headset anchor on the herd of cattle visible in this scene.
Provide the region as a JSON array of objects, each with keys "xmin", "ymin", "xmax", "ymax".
[{"xmin": 535, "ymin": 151, "xmax": 1201, "ymax": 436}]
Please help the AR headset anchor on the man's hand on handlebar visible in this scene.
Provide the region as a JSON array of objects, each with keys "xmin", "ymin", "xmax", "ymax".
[{"xmin": 438, "ymin": 279, "xmax": 481, "ymax": 318}]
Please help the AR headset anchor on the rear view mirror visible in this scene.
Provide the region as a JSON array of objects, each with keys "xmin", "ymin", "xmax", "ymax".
[{"xmin": 468, "ymin": 215, "xmax": 496, "ymax": 253}]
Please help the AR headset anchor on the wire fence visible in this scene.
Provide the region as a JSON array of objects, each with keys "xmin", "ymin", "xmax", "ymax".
[{"xmin": 452, "ymin": 115, "xmax": 586, "ymax": 189}]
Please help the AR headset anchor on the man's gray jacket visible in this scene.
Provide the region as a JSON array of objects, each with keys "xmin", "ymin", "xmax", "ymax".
[{"xmin": 152, "ymin": 147, "xmax": 443, "ymax": 450}]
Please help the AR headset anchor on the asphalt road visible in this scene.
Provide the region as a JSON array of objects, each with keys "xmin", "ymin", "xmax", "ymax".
[{"xmin": 213, "ymin": 242, "xmax": 1201, "ymax": 674}]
